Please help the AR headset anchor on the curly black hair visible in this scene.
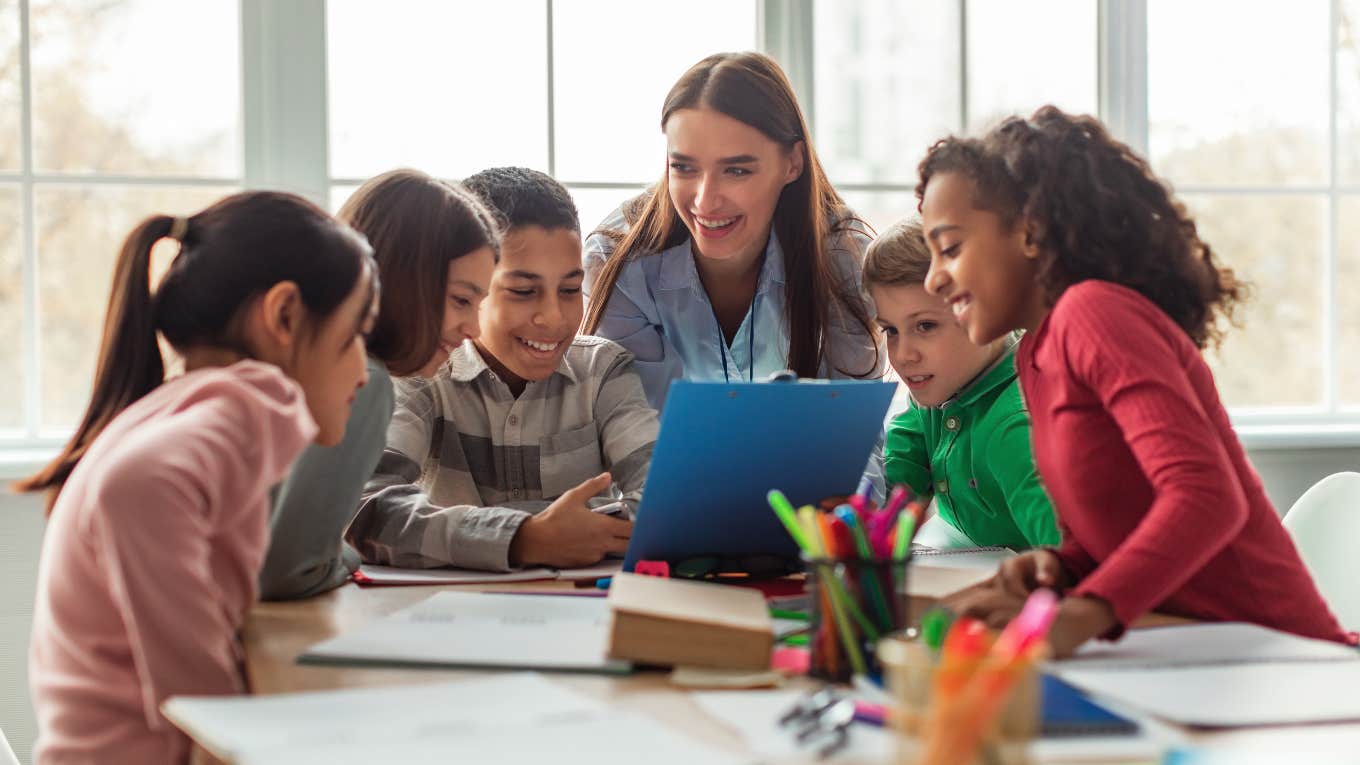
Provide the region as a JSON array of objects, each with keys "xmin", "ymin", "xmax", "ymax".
[
  {"xmin": 917, "ymin": 105, "xmax": 1247, "ymax": 349},
  {"xmin": 460, "ymin": 166, "xmax": 580, "ymax": 234}
]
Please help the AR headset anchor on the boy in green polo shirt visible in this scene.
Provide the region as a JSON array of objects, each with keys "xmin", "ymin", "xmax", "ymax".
[{"xmin": 865, "ymin": 218, "xmax": 1058, "ymax": 549}]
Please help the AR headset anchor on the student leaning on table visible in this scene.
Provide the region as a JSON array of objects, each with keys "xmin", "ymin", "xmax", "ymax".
[
  {"xmin": 258, "ymin": 168, "xmax": 500, "ymax": 600},
  {"xmin": 923, "ymin": 106, "xmax": 1351, "ymax": 656},
  {"xmin": 582, "ymin": 51, "xmax": 883, "ymax": 411},
  {"xmin": 21, "ymin": 192, "xmax": 377, "ymax": 764},
  {"xmin": 350, "ymin": 167, "xmax": 658, "ymax": 572}
]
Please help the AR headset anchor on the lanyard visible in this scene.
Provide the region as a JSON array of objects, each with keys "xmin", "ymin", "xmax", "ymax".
[{"xmin": 718, "ymin": 295, "xmax": 757, "ymax": 383}]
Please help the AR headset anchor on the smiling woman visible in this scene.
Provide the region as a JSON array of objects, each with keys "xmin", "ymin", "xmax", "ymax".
[{"xmin": 582, "ymin": 51, "xmax": 884, "ymax": 410}]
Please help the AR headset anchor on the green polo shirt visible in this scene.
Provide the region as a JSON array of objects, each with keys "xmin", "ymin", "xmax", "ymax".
[{"xmin": 884, "ymin": 340, "xmax": 1059, "ymax": 550}]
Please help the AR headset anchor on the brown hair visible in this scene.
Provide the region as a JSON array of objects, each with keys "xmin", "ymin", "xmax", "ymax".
[
  {"xmin": 338, "ymin": 169, "xmax": 500, "ymax": 377},
  {"xmin": 19, "ymin": 192, "xmax": 373, "ymax": 506},
  {"xmin": 582, "ymin": 51, "xmax": 879, "ymax": 378},
  {"xmin": 863, "ymin": 218, "xmax": 932, "ymax": 288},
  {"xmin": 917, "ymin": 105, "xmax": 1246, "ymax": 349}
]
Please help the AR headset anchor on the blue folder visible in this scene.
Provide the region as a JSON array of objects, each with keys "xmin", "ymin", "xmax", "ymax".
[
  {"xmin": 622, "ymin": 379, "xmax": 897, "ymax": 573},
  {"xmin": 1041, "ymin": 674, "xmax": 1140, "ymax": 737}
]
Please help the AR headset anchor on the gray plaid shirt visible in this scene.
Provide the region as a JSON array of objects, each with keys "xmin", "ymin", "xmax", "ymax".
[{"xmin": 348, "ymin": 336, "xmax": 658, "ymax": 571}]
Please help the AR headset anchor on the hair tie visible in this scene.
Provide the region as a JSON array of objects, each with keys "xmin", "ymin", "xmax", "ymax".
[{"xmin": 168, "ymin": 216, "xmax": 190, "ymax": 243}]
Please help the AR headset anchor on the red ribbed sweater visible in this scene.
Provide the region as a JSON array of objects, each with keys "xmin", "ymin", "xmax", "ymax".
[{"xmin": 1017, "ymin": 280, "xmax": 1347, "ymax": 643}]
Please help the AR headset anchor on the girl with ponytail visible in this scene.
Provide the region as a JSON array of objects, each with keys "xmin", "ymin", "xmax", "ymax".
[{"xmin": 22, "ymin": 191, "xmax": 376, "ymax": 764}]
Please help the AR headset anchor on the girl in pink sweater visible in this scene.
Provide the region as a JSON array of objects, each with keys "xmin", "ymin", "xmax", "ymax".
[{"xmin": 20, "ymin": 192, "xmax": 377, "ymax": 764}]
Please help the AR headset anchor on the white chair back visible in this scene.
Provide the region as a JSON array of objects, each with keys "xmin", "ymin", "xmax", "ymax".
[{"xmin": 1282, "ymin": 471, "xmax": 1360, "ymax": 631}]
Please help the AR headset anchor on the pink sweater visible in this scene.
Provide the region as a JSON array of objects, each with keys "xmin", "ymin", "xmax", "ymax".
[{"xmin": 29, "ymin": 361, "xmax": 317, "ymax": 764}]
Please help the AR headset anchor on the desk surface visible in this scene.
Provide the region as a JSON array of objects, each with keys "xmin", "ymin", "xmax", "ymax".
[{"xmin": 227, "ymin": 578, "xmax": 1360, "ymax": 764}]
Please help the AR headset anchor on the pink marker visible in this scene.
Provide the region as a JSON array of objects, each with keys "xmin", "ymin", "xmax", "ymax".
[{"xmin": 993, "ymin": 589, "xmax": 1059, "ymax": 661}]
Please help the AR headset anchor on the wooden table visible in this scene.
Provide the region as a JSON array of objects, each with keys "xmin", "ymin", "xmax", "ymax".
[{"xmin": 186, "ymin": 578, "xmax": 1360, "ymax": 764}]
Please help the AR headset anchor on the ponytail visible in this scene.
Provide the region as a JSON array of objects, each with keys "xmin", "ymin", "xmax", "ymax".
[{"xmin": 16, "ymin": 216, "xmax": 176, "ymax": 504}]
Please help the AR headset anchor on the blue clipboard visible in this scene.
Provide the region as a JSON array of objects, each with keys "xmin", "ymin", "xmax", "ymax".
[{"xmin": 622, "ymin": 379, "xmax": 896, "ymax": 572}]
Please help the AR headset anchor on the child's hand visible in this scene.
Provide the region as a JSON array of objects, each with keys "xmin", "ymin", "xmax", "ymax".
[
  {"xmin": 1045, "ymin": 596, "xmax": 1119, "ymax": 658},
  {"xmin": 997, "ymin": 549, "xmax": 1071, "ymax": 598},
  {"xmin": 508, "ymin": 472, "xmax": 633, "ymax": 568},
  {"xmin": 941, "ymin": 580, "xmax": 1028, "ymax": 630}
]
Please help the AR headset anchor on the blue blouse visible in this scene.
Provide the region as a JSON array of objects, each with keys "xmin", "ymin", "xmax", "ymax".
[{"xmin": 583, "ymin": 205, "xmax": 884, "ymax": 411}]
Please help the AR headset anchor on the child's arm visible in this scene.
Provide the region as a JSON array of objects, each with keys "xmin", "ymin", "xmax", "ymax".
[
  {"xmin": 347, "ymin": 377, "xmax": 531, "ymax": 572},
  {"xmin": 593, "ymin": 351, "xmax": 660, "ymax": 515},
  {"xmin": 883, "ymin": 408, "xmax": 933, "ymax": 498},
  {"xmin": 259, "ymin": 359, "xmax": 393, "ymax": 600},
  {"xmin": 1057, "ymin": 286, "xmax": 1251, "ymax": 633},
  {"xmin": 982, "ymin": 412, "xmax": 1060, "ymax": 547}
]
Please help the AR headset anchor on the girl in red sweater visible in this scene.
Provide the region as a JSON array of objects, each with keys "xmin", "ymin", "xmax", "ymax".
[{"xmin": 918, "ymin": 106, "xmax": 1348, "ymax": 656}]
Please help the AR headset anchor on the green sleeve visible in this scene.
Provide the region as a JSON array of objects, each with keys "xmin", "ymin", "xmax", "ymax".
[
  {"xmin": 983, "ymin": 411, "xmax": 1060, "ymax": 547},
  {"xmin": 883, "ymin": 408, "xmax": 932, "ymax": 498}
]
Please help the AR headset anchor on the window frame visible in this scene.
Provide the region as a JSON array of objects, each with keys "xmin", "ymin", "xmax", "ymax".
[{"xmin": 2, "ymin": 0, "xmax": 1356, "ymax": 471}]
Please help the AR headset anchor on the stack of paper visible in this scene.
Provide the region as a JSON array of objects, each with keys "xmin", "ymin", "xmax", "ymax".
[
  {"xmin": 1051, "ymin": 623, "xmax": 1360, "ymax": 727},
  {"xmin": 354, "ymin": 559, "xmax": 621, "ymax": 586},
  {"xmin": 301, "ymin": 591, "xmax": 630, "ymax": 673},
  {"xmin": 164, "ymin": 673, "xmax": 753, "ymax": 765}
]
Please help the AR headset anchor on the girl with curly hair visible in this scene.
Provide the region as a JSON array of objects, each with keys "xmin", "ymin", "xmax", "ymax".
[{"xmin": 923, "ymin": 106, "xmax": 1349, "ymax": 655}]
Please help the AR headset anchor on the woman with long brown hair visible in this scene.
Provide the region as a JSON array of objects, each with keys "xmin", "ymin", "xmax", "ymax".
[{"xmin": 583, "ymin": 52, "xmax": 882, "ymax": 409}]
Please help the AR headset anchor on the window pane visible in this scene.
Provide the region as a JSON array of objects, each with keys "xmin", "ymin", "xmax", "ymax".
[
  {"xmin": 1339, "ymin": 197, "xmax": 1360, "ymax": 406},
  {"xmin": 837, "ymin": 190, "xmax": 916, "ymax": 236},
  {"xmin": 0, "ymin": 186, "xmax": 21, "ymax": 428},
  {"xmin": 29, "ymin": 0, "xmax": 240, "ymax": 176},
  {"xmin": 966, "ymin": 0, "xmax": 1097, "ymax": 132},
  {"xmin": 1149, "ymin": 1, "xmax": 1329, "ymax": 187},
  {"xmin": 814, "ymin": 0, "xmax": 959, "ymax": 185},
  {"xmin": 551, "ymin": 0, "xmax": 758, "ymax": 184},
  {"xmin": 0, "ymin": 0, "xmax": 18, "ymax": 171},
  {"xmin": 36, "ymin": 185, "xmax": 235, "ymax": 431},
  {"xmin": 1339, "ymin": 1, "xmax": 1360, "ymax": 184},
  {"xmin": 1189, "ymin": 194, "xmax": 1326, "ymax": 409},
  {"xmin": 330, "ymin": 184, "xmax": 359, "ymax": 216},
  {"xmin": 328, "ymin": 1, "xmax": 548, "ymax": 180},
  {"xmin": 569, "ymin": 185, "xmax": 647, "ymax": 240}
]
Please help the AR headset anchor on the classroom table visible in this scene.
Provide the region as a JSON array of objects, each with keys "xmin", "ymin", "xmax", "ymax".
[{"xmin": 182, "ymin": 577, "xmax": 1360, "ymax": 765}]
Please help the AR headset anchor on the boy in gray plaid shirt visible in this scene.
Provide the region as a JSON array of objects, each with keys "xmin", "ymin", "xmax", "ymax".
[{"xmin": 349, "ymin": 168, "xmax": 658, "ymax": 571}]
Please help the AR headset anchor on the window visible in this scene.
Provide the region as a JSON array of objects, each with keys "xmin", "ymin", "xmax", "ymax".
[{"xmin": 1, "ymin": 0, "xmax": 1356, "ymax": 458}]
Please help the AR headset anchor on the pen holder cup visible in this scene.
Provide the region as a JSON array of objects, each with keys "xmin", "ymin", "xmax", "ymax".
[
  {"xmin": 877, "ymin": 634, "xmax": 1040, "ymax": 765},
  {"xmin": 803, "ymin": 555, "xmax": 911, "ymax": 683}
]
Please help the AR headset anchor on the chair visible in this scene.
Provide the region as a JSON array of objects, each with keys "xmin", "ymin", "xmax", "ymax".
[{"xmin": 1282, "ymin": 472, "xmax": 1360, "ymax": 631}]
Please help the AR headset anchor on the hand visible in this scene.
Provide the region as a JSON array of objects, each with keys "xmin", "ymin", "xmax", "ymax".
[
  {"xmin": 996, "ymin": 549, "xmax": 1072, "ymax": 599},
  {"xmin": 508, "ymin": 473, "xmax": 633, "ymax": 568},
  {"xmin": 941, "ymin": 579, "xmax": 1029, "ymax": 631},
  {"xmin": 1045, "ymin": 596, "xmax": 1119, "ymax": 658}
]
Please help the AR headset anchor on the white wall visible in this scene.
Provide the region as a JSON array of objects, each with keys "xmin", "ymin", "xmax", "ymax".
[{"xmin": 0, "ymin": 447, "xmax": 1356, "ymax": 762}]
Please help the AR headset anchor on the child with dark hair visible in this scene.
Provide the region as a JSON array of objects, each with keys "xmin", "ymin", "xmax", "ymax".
[
  {"xmin": 352, "ymin": 167, "xmax": 658, "ymax": 571},
  {"xmin": 22, "ymin": 192, "xmax": 376, "ymax": 762},
  {"xmin": 259, "ymin": 168, "xmax": 500, "ymax": 600},
  {"xmin": 922, "ymin": 106, "xmax": 1348, "ymax": 654}
]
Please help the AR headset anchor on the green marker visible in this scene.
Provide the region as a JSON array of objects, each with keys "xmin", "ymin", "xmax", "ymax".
[
  {"xmin": 767, "ymin": 490, "xmax": 810, "ymax": 551},
  {"xmin": 921, "ymin": 607, "xmax": 953, "ymax": 651}
]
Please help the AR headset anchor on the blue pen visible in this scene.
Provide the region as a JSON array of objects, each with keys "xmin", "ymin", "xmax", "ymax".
[{"xmin": 595, "ymin": 577, "xmax": 612, "ymax": 589}]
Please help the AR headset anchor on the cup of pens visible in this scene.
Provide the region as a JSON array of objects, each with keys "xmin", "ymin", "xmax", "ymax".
[{"xmin": 767, "ymin": 484, "xmax": 925, "ymax": 683}]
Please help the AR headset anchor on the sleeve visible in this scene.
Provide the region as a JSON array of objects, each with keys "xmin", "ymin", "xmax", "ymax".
[
  {"xmin": 584, "ymin": 235, "xmax": 685, "ymax": 410},
  {"xmin": 1059, "ymin": 286, "xmax": 1251, "ymax": 630},
  {"xmin": 592, "ymin": 350, "xmax": 659, "ymax": 516},
  {"xmin": 258, "ymin": 361, "xmax": 394, "ymax": 600},
  {"xmin": 883, "ymin": 407, "xmax": 934, "ymax": 499},
  {"xmin": 981, "ymin": 411, "xmax": 1061, "ymax": 547},
  {"xmin": 345, "ymin": 378, "xmax": 530, "ymax": 572},
  {"xmin": 823, "ymin": 223, "xmax": 886, "ymax": 381},
  {"xmin": 94, "ymin": 391, "xmax": 303, "ymax": 732}
]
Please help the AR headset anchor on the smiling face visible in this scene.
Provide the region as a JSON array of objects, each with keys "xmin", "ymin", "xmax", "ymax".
[
  {"xmin": 474, "ymin": 225, "xmax": 585, "ymax": 391},
  {"xmin": 415, "ymin": 245, "xmax": 497, "ymax": 377},
  {"xmin": 919, "ymin": 171, "xmax": 1046, "ymax": 345},
  {"xmin": 664, "ymin": 107, "xmax": 804, "ymax": 269},
  {"xmin": 871, "ymin": 282, "xmax": 1001, "ymax": 407}
]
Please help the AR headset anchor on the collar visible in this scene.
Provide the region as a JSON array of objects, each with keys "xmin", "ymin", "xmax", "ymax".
[
  {"xmin": 657, "ymin": 230, "xmax": 787, "ymax": 292},
  {"xmin": 444, "ymin": 340, "xmax": 579, "ymax": 386},
  {"xmin": 940, "ymin": 333, "xmax": 1021, "ymax": 410}
]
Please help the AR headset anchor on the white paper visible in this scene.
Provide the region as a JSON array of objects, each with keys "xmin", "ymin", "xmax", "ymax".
[
  {"xmin": 910, "ymin": 547, "xmax": 1014, "ymax": 571},
  {"xmin": 1058, "ymin": 622, "xmax": 1360, "ymax": 670},
  {"xmin": 554, "ymin": 559, "xmax": 623, "ymax": 581},
  {"xmin": 690, "ymin": 689, "xmax": 895, "ymax": 762},
  {"xmin": 301, "ymin": 591, "xmax": 630, "ymax": 673},
  {"xmin": 1055, "ymin": 662, "xmax": 1360, "ymax": 727},
  {"xmin": 165, "ymin": 673, "xmax": 752, "ymax": 765},
  {"xmin": 356, "ymin": 564, "xmax": 557, "ymax": 585}
]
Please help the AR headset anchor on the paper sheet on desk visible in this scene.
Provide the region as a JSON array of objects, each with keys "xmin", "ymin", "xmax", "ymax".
[
  {"xmin": 301, "ymin": 591, "xmax": 630, "ymax": 673},
  {"xmin": 165, "ymin": 673, "xmax": 753, "ymax": 765},
  {"xmin": 355, "ymin": 559, "xmax": 621, "ymax": 585},
  {"xmin": 1057, "ymin": 622, "xmax": 1360, "ymax": 670}
]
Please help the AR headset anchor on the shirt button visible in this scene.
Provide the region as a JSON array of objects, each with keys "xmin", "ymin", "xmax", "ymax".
[
  {"xmin": 945, "ymin": 416, "xmax": 960, "ymax": 431},
  {"xmin": 937, "ymin": 480, "xmax": 949, "ymax": 494},
  {"xmin": 510, "ymin": 489, "xmax": 522, "ymax": 500},
  {"xmin": 508, "ymin": 415, "xmax": 518, "ymax": 426}
]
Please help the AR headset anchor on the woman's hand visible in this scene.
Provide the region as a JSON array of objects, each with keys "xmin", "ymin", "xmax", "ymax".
[
  {"xmin": 509, "ymin": 473, "xmax": 633, "ymax": 568},
  {"xmin": 997, "ymin": 549, "xmax": 1073, "ymax": 598}
]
